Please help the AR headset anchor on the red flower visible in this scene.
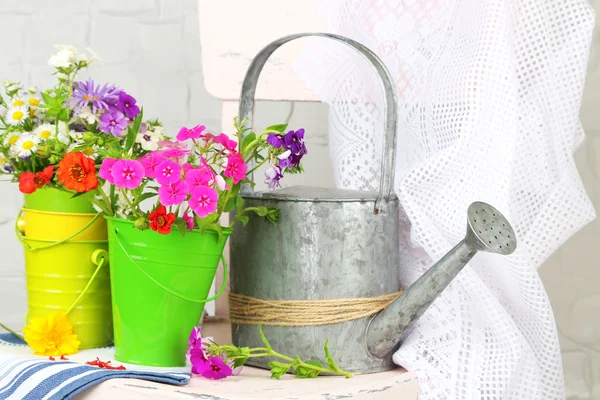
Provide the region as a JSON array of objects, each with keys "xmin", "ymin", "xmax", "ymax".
[
  {"xmin": 148, "ymin": 205, "xmax": 176, "ymax": 235},
  {"xmin": 57, "ymin": 152, "xmax": 98, "ymax": 193},
  {"xmin": 18, "ymin": 166, "xmax": 55, "ymax": 194}
]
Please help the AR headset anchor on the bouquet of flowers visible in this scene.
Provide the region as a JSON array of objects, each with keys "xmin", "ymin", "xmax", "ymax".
[
  {"xmin": 0, "ymin": 45, "xmax": 162, "ymax": 197},
  {"xmin": 93, "ymin": 118, "xmax": 307, "ymax": 236}
]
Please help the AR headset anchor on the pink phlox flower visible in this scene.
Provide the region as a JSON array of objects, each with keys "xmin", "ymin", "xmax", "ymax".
[
  {"xmin": 176, "ymin": 125, "xmax": 206, "ymax": 142},
  {"xmin": 189, "ymin": 185, "xmax": 219, "ymax": 218},
  {"xmin": 199, "ymin": 356, "xmax": 233, "ymax": 380},
  {"xmin": 185, "ymin": 167, "xmax": 214, "ymax": 191},
  {"xmin": 140, "ymin": 152, "xmax": 165, "ymax": 179},
  {"xmin": 182, "ymin": 163, "xmax": 194, "ymax": 174},
  {"xmin": 111, "ymin": 159, "xmax": 144, "ymax": 189},
  {"xmin": 158, "ymin": 140, "xmax": 188, "ymax": 150},
  {"xmin": 158, "ymin": 180, "xmax": 189, "ymax": 206},
  {"xmin": 162, "ymin": 147, "xmax": 190, "ymax": 160},
  {"xmin": 223, "ymin": 152, "xmax": 247, "ymax": 184},
  {"xmin": 189, "ymin": 346, "xmax": 210, "ymax": 375},
  {"xmin": 215, "ymin": 133, "xmax": 237, "ymax": 152},
  {"xmin": 99, "ymin": 158, "xmax": 117, "ymax": 184},
  {"xmin": 156, "ymin": 159, "xmax": 182, "ymax": 185},
  {"xmin": 182, "ymin": 211, "xmax": 195, "ymax": 232}
]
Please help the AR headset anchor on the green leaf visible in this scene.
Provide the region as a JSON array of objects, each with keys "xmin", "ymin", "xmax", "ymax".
[
  {"xmin": 268, "ymin": 361, "xmax": 291, "ymax": 380},
  {"xmin": 174, "ymin": 217, "xmax": 188, "ymax": 237},
  {"xmin": 258, "ymin": 324, "xmax": 272, "ymax": 351},
  {"xmin": 293, "ymin": 360, "xmax": 321, "ymax": 378},
  {"xmin": 241, "ymin": 132, "xmax": 256, "ymax": 153},
  {"xmin": 205, "ymin": 223, "xmax": 223, "ymax": 242},
  {"xmin": 266, "ymin": 124, "xmax": 288, "ymax": 133},
  {"xmin": 236, "ymin": 215, "xmax": 249, "ymax": 226},
  {"xmin": 195, "ymin": 214, "xmax": 218, "ymax": 235},
  {"xmin": 235, "ymin": 195, "xmax": 244, "ymax": 211},
  {"xmin": 323, "ymin": 339, "xmax": 341, "ymax": 373},
  {"xmin": 133, "ymin": 192, "xmax": 157, "ymax": 206},
  {"xmin": 223, "ymin": 196, "xmax": 237, "ymax": 213},
  {"xmin": 254, "ymin": 206, "xmax": 269, "ymax": 217},
  {"xmin": 125, "ymin": 107, "xmax": 143, "ymax": 151}
]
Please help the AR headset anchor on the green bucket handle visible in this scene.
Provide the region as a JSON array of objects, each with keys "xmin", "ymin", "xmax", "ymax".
[
  {"xmin": 113, "ymin": 230, "xmax": 228, "ymax": 304},
  {"xmin": 15, "ymin": 209, "xmax": 106, "ymax": 251}
]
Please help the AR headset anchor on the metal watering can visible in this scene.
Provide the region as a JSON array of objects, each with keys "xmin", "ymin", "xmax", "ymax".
[{"xmin": 229, "ymin": 33, "xmax": 517, "ymax": 373}]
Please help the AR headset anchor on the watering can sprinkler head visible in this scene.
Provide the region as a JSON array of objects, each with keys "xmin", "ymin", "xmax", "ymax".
[{"xmin": 365, "ymin": 201, "xmax": 517, "ymax": 359}]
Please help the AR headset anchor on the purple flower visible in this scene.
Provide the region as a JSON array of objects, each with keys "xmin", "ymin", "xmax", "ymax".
[
  {"xmin": 264, "ymin": 165, "xmax": 283, "ymax": 189},
  {"xmin": 99, "ymin": 110, "xmax": 128, "ymax": 137},
  {"xmin": 140, "ymin": 152, "xmax": 164, "ymax": 179},
  {"xmin": 70, "ymin": 78, "xmax": 119, "ymax": 114},
  {"xmin": 158, "ymin": 180, "xmax": 189, "ymax": 206},
  {"xmin": 116, "ymin": 91, "xmax": 140, "ymax": 119},
  {"xmin": 283, "ymin": 128, "xmax": 306, "ymax": 156},
  {"xmin": 267, "ymin": 134, "xmax": 283, "ymax": 148}
]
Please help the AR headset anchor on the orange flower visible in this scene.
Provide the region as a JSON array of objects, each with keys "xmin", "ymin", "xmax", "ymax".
[{"xmin": 57, "ymin": 152, "xmax": 98, "ymax": 192}]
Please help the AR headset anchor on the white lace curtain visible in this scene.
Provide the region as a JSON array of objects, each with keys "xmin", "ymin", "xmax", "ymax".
[{"xmin": 295, "ymin": 1, "xmax": 596, "ymax": 398}]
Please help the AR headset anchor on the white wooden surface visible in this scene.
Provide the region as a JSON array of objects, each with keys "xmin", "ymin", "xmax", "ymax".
[
  {"xmin": 76, "ymin": 322, "xmax": 419, "ymax": 399},
  {"xmin": 77, "ymin": 367, "xmax": 418, "ymax": 400}
]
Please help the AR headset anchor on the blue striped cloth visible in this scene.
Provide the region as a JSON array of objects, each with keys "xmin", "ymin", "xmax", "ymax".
[{"xmin": 0, "ymin": 333, "xmax": 190, "ymax": 400}]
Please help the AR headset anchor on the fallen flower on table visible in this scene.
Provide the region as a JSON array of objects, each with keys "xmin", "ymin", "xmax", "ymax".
[
  {"xmin": 187, "ymin": 325, "xmax": 352, "ymax": 380},
  {"xmin": 22, "ymin": 312, "xmax": 80, "ymax": 356},
  {"xmin": 86, "ymin": 357, "xmax": 126, "ymax": 370}
]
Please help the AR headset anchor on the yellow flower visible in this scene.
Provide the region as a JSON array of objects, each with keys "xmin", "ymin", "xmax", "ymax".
[{"xmin": 23, "ymin": 312, "xmax": 80, "ymax": 356}]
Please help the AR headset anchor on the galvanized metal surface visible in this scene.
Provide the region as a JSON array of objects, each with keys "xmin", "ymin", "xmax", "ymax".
[
  {"xmin": 366, "ymin": 202, "xmax": 517, "ymax": 358},
  {"xmin": 231, "ymin": 32, "xmax": 401, "ymax": 373},
  {"xmin": 231, "ymin": 196, "xmax": 401, "ymax": 373}
]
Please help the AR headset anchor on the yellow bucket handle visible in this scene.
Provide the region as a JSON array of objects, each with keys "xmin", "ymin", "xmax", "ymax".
[
  {"xmin": 113, "ymin": 230, "xmax": 228, "ymax": 304},
  {"xmin": 15, "ymin": 209, "xmax": 104, "ymax": 251}
]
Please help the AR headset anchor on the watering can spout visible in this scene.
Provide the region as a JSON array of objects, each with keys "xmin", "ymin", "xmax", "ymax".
[{"xmin": 366, "ymin": 202, "xmax": 517, "ymax": 359}]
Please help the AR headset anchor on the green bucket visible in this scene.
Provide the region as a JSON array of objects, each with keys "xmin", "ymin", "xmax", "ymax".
[{"xmin": 106, "ymin": 216, "xmax": 230, "ymax": 367}]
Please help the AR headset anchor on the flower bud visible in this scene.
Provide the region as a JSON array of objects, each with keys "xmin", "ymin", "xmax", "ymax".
[
  {"xmin": 37, "ymin": 145, "xmax": 50, "ymax": 157},
  {"xmin": 133, "ymin": 217, "xmax": 149, "ymax": 231},
  {"xmin": 49, "ymin": 155, "xmax": 59, "ymax": 164},
  {"xmin": 96, "ymin": 137, "xmax": 105, "ymax": 146},
  {"xmin": 82, "ymin": 132, "xmax": 94, "ymax": 142}
]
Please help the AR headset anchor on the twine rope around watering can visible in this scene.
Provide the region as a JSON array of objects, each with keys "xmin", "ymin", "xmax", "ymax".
[{"xmin": 228, "ymin": 290, "xmax": 404, "ymax": 327}]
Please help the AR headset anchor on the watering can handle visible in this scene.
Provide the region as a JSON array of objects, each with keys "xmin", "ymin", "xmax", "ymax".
[{"xmin": 238, "ymin": 33, "xmax": 399, "ymax": 214}]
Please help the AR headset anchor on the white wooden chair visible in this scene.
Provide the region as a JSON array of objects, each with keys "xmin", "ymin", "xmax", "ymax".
[{"xmin": 197, "ymin": 0, "xmax": 326, "ymax": 317}]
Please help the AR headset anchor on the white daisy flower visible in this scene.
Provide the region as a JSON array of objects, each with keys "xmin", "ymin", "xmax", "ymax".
[
  {"xmin": 5, "ymin": 106, "xmax": 28, "ymax": 125},
  {"xmin": 14, "ymin": 134, "xmax": 39, "ymax": 158},
  {"xmin": 56, "ymin": 122, "xmax": 69, "ymax": 145},
  {"xmin": 10, "ymin": 98, "xmax": 27, "ymax": 107},
  {"xmin": 0, "ymin": 106, "xmax": 7, "ymax": 118},
  {"xmin": 48, "ymin": 45, "xmax": 87, "ymax": 69},
  {"xmin": 80, "ymin": 145, "xmax": 99, "ymax": 160},
  {"xmin": 33, "ymin": 123, "xmax": 56, "ymax": 140},
  {"xmin": 69, "ymin": 130, "xmax": 83, "ymax": 141},
  {"xmin": 136, "ymin": 128, "xmax": 163, "ymax": 151},
  {"xmin": 4, "ymin": 132, "xmax": 20, "ymax": 147},
  {"xmin": 76, "ymin": 105, "xmax": 99, "ymax": 125},
  {"xmin": 25, "ymin": 94, "xmax": 42, "ymax": 109}
]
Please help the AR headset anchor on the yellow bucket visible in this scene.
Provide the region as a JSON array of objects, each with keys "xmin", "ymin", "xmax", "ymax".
[{"xmin": 18, "ymin": 188, "xmax": 112, "ymax": 349}]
